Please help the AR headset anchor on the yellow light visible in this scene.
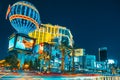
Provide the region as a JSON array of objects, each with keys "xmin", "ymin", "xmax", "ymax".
[
  {"xmin": 24, "ymin": 64, "xmax": 29, "ymax": 69},
  {"xmin": 30, "ymin": 40, "xmax": 34, "ymax": 43}
]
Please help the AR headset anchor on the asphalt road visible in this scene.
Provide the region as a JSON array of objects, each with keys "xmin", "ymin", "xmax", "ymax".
[{"xmin": 0, "ymin": 72, "xmax": 120, "ymax": 80}]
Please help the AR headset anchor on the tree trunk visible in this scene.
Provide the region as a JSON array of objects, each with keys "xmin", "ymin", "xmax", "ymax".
[
  {"xmin": 72, "ymin": 49, "xmax": 75, "ymax": 72},
  {"xmin": 61, "ymin": 48, "xmax": 65, "ymax": 73}
]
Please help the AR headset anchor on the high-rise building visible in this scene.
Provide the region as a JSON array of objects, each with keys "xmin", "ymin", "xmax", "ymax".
[
  {"xmin": 29, "ymin": 24, "xmax": 74, "ymax": 47},
  {"xmin": 72, "ymin": 48, "xmax": 85, "ymax": 71},
  {"xmin": 98, "ymin": 47, "xmax": 107, "ymax": 61}
]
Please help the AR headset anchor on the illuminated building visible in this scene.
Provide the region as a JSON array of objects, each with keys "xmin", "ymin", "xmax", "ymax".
[
  {"xmin": 29, "ymin": 24, "xmax": 73, "ymax": 46},
  {"xmin": 6, "ymin": 1, "xmax": 75, "ymax": 73},
  {"xmin": 71, "ymin": 48, "xmax": 85, "ymax": 71},
  {"xmin": 98, "ymin": 47, "xmax": 107, "ymax": 61},
  {"xmin": 83, "ymin": 55, "xmax": 96, "ymax": 69},
  {"xmin": 73, "ymin": 54, "xmax": 96, "ymax": 72},
  {"xmin": 7, "ymin": 1, "xmax": 41, "ymax": 70},
  {"xmin": 28, "ymin": 24, "xmax": 74, "ymax": 73}
]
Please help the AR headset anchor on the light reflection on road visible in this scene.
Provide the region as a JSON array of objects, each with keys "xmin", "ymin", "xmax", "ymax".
[
  {"xmin": 0, "ymin": 72, "xmax": 120, "ymax": 80},
  {"xmin": 1, "ymin": 76, "xmax": 120, "ymax": 80}
]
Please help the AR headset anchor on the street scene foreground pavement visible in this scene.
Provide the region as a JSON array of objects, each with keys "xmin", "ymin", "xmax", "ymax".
[{"xmin": 0, "ymin": 72, "xmax": 120, "ymax": 80}]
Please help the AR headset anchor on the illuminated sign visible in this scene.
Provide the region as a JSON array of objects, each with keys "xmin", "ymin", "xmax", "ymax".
[
  {"xmin": 70, "ymin": 48, "xmax": 85, "ymax": 56},
  {"xmin": 74, "ymin": 49, "xmax": 85, "ymax": 56},
  {"xmin": 15, "ymin": 35, "xmax": 35, "ymax": 51},
  {"xmin": 8, "ymin": 33, "xmax": 35, "ymax": 53}
]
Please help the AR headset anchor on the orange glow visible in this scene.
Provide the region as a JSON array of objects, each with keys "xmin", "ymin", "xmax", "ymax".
[
  {"xmin": 22, "ymin": 40, "xmax": 33, "ymax": 48},
  {"xmin": 39, "ymin": 43, "xmax": 44, "ymax": 54},
  {"xmin": 24, "ymin": 64, "xmax": 29, "ymax": 68},
  {"xmin": 9, "ymin": 14, "xmax": 39, "ymax": 29},
  {"xmin": 6, "ymin": 5, "xmax": 11, "ymax": 19},
  {"xmin": 39, "ymin": 50, "xmax": 43, "ymax": 54}
]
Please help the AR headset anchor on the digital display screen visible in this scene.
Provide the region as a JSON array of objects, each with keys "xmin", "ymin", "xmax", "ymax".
[
  {"xmin": 8, "ymin": 37, "xmax": 15, "ymax": 49},
  {"xmin": 15, "ymin": 36, "xmax": 35, "ymax": 51}
]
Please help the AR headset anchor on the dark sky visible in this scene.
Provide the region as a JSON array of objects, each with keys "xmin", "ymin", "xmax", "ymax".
[{"xmin": 0, "ymin": 0, "xmax": 120, "ymax": 63}]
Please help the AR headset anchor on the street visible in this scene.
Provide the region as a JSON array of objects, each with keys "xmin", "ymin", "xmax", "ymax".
[{"xmin": 0, "ymin": 72, "xmax": 120, "ymax": 80}]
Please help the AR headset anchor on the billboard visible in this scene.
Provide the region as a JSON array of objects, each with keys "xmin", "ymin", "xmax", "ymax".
[
  {"xmin": 15, "ymin": 35, "xmax": 35, "ymax": 51},
  {"xmin": 8, "ymin": 33, "xmax": 35, "ymax": 53}
]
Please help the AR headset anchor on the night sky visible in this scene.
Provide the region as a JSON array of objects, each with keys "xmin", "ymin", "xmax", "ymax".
[{"xmin": 0, "ymin": 0, "xmax": 120, "ymax": 64}]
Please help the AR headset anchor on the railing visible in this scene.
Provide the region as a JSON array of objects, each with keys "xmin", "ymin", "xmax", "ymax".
[{"xmin": 94, "ymin": 76, "xmax": 120, "ymax": 80}]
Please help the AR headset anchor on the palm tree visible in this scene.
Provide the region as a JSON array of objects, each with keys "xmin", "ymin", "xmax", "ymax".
[
  {"xmin": 43, "ymin": 42, "xmax": 50, "ymax": 72},
  {"xmin": 44, "ymin": 42, "xmax": 54, "ymax": 73},
  {"xmin": 58, "ymin": 36, "xmax": 73, "ymax": 73},
  {"xmin": 38, "ymin": 51, "xmax": 45, "ymax": 72},
  {"xmin": 60, "ymin": 44, "xmax": 65, "ymax": 73},
  {"xmin": 72, "ymin": 48, "xmax": 75, "ymax": 72}
]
